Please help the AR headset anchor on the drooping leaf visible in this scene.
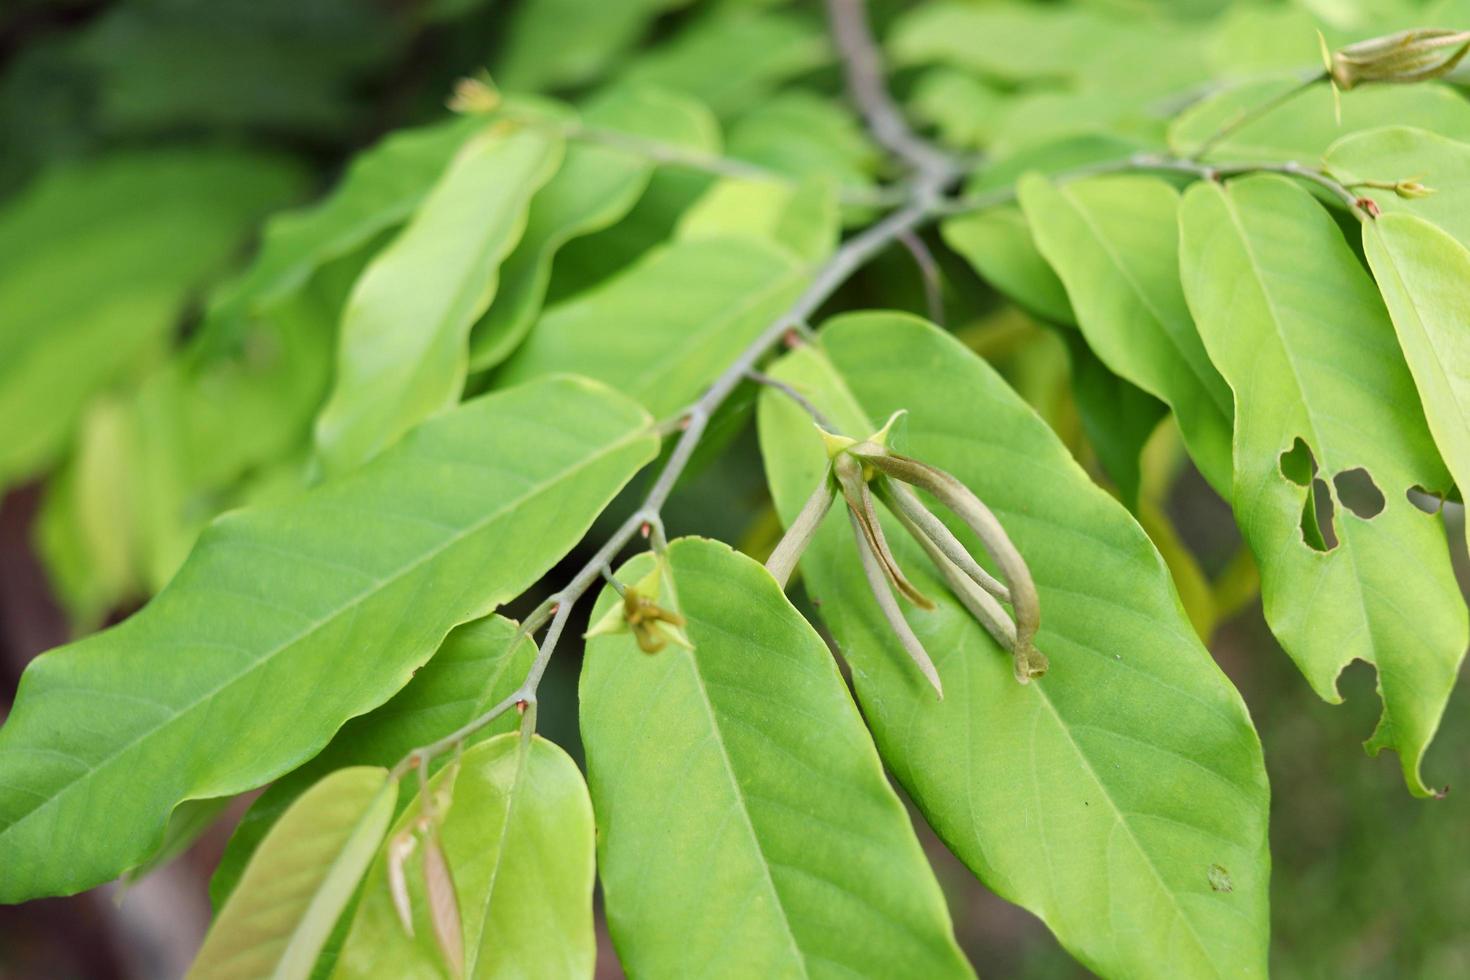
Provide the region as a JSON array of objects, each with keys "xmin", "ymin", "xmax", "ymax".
[
  {"xmin": 314, "ymin": 125, "xmax": 563, "ymax": 475},
  {"xmin": 619, "ymin": 6, "xmax": 828, "ymax": 119},
  {"xmin": 496, "ymin": 236, "xmax": 809, "ymax": 419},
  {"xmin": 1169, "ymin": 78, "xmax": 1470, "ymax": 161},
  {"xmin": 1363, "ymin": 213, "xmax": 1470, "ymax": 549},
  {"xmin": 758, "ymin": 312, "xmax": 1271, "ymax": 978},
  {"xmin": 1178, "ymin": 175, "xmax": 1466, "ymax": 797},
  {"xmin": 212, "ymin": 616, "xmax": 534, "ymax": 909},
  {"xmin": 0, "ymin": 376, "xmax": 656, "ymax": 902},
  {"xmin": 466, "ymin": 85, "xmax": 715, "ymax": 372},
  {"xmin": 942, "ymin": 206, "xmax": 1075, "ymax": 325},
  {"xmin": 189, "ymin": 767, "xmax": 396, "ymax": 980},
  {"xmin": 334, "ymin": 734, "xmax": 596, "ymax": 980},
  {"xmin": 1019, "ymin": 174, "xmax": 1234, "ymax": 495},
  {"xmin": 0, "ymin": 149, "xmax": 304, "ymax": 488},
  {"xmin": 1325, "ymin": 126, "xmax": 1470, "ymax": 247},
  {"xmin": 582, "ymin": 538, "xmax": 973, "ymax": 978}
]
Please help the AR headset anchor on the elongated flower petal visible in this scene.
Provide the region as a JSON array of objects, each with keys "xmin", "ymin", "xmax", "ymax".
[
  {"xmin": 848, "ymin": 509, "xmax": 943, "ymax": 697},
  {"xmin": 766, "ymin": 469, "xmax": 837, "ymax": 588}
]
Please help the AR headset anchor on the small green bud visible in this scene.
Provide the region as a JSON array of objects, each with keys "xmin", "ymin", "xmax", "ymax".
[{"xmin": 447, "ymin": 73, "xmax": 501, "ymax": 114}]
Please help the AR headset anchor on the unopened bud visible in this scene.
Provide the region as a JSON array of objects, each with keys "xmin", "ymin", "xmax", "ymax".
[
  {"xmin": 1324, "ymin": 28, "xmax": 1470, "ymax": 91},
  {"xmin": 447, "ymin": 74, "xmax": 501, "ymax": 114}
]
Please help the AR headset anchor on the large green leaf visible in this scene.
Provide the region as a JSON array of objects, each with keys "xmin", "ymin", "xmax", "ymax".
[
  {"xmin": 726, "ymin": 91, "xmax": 880, "ymax": 196},
  {"xmin": 190, "ymin": 767, "xmax": 396, "ymax": 980},
  {"xmin": 314, "ymin": 126, "xmax": 563, "ymax": 475},
  {"xmin": 888, "ymin": 1, "xmax": 1115, "ymax": 83},
  {"xmin": 466, "ymin": 86, "xmax": 714, "ymax": 372},
  {"xmin": 0, "ymin": 376, "xmax": 656, "ymax": 901},
  {"xmin": 334, "ymin": 734, "xmax": 596, "ymax": 980},
  {"xmin": 211, "ymin": 615, "xmax": 534, "ymax": 909},
  {"xmin": 0, "ymin": 149, "xmax": 303, "ymax": 487},
  {"xmin": 675, "ymin": 176, "xmax": 839, "ymax": 264},
  {"xmin": 1325, "ymin": 126, "xmax": 1470, "ymax": 247},
  {"xmin": 1178, "ymin": 176, "xmax": 1465, "ymax": 797},
  {"xmin": 1019, "ymin": 174, "xmax": 1234, "ymax": 495},
  {"xmin": 1363, "ymin": 213, "xmax": 1470, "ymax": 548},
  {"xmin": 1061, "ymin": 331, "xmax": 1168, "ymax": 511},
  {"xmin": 942, "ymin": 206, "xmax": 1075, "ymax": 325},
  {"xmin": 495, "ymin": 0, "xmax": 686, "ymax": 92},
  {"xmin": 582, "ymin": 537, "xmax": 973, "ymax": 978},
  {"xmin": 1169, "ymin": 79, "xmax": 1470, "ymax": 162},
  {"xmin": 758, "ymin": 313, "xmax": 1270, "ymax": 979},
  {"xmin": 496, "ymin": 236, "xmax": 808, "ymax": 419}
]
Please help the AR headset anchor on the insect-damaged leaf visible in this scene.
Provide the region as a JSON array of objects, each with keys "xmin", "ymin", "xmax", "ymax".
[
  {"xmin": 1178, "ymin": 176, "xmax": 1466, "ymax": 797},
  {"xmin": 315, "ymin": 124, "xmax": 563, "ymax": 475},
  {"xmin": 1364, "ymin": 213, "xmax": 1470, "ymax": 554},
  {"xmin": 0, "ymin": 376, "xmax": 655, "ymax": 902},
  {"xmin": 189, "ymin": 767, "xmax": 395, "ymax": 980},
  {"xmin": 582, "ymin": 537, "xmax": 973, "ymax": 978},
  {"xmin": 211, "ymin": 616, "xmax": 534, "ymax": 908},
  {"xmin": 758, "ymin": 313, "xmax": 1270, "ymax": 979},
  {"xmin": 334, "ymin": 734, "xmax": 596, "ymax": 980}
]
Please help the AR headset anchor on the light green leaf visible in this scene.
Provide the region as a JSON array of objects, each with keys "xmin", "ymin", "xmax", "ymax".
[
  {"xmin": 1325, "ymin": 126, "xmax": 1470, "ymax": 247},
  {"xmin": 1364, "ymin": 213, "xmax": 1470, "ymax": 550},
  {"xmin": 758, "ymin": 312, "xmax": 1271, "ymax": 979},
  {"xmin": 582, "ymin": 537, "xmax": 973, "ymax": 978},
  {"xmin": 1169, "ymin": 78, "xmax": 1470, "ymax": 162},
  {"xmin": 334, "ymin": 734, "xmax": 595, "ymax": 980},
  {"xmin": 1019, "ymin": 174, "xmax": 1234, "ymax": 495},
  {"xmin": 943, "ymin": 206, "xmax": 1075, "ymax": 325},
  {"xmin": 908, "ymin": 68, "xmax": 1005, "ymax": 150},
  {"xmin": 620, "ymin": 7, "xmax": 828, "ymax": 118},
  {"xmin": 497, "ymin": 237, "xmax": 808, "ymax": 419},
  {"xmin": 888, "ymin": 1, "xmax": 1114, "ymax": 82},
  {"xmin": 190, "ymin": 767, "xmax": 395, "ymax": 980},
  {"xmin": 466, "ymin": 86, "xmax": 714, "ymax": 372},
  {"xmin": 676, "ymin": 176, "xmax": 839, "ymax": 263},
  {"xmin": 205, "ymin": 114, "xmax": 486, "ymax": 338},
  {"xmin": 212, "ymin": 615, "xmax": 534, "ymax": 909},
  {"xmin": 1060, "ymin": 330, "xmax": 1168, "ymax": 511},
  {"xmin": 314, "ymin": 126, "xmax": 563, "ymax": 475},
  {"xmin": 726, "ymin": 91, "xmax": 881, "ymax": 211},
  {"xmin": 0, "ymin": 376, "xmax": 656, "ymax": 902},
  {"xmin": 0, "ymin": 149, "xmax": 303, "ymax": 488},
  {"xmin": 1178, "ymin": 175, "xmax": 1465, "ymax": 797}
]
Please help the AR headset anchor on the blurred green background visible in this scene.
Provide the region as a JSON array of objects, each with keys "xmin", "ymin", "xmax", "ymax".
[{"xmin": 0, "ymin": 0, "xmax": 1466, "ymax": 977}]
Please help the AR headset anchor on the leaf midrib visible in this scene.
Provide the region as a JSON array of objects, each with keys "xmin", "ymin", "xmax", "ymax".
[{"xmin": 0, "ymin": 423, "xmax": 650, "ymax": 848}]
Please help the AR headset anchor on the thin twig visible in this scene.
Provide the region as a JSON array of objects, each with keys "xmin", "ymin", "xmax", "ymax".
[
  {"xmin": 1186, "ymin": 71, "xmax": 1326, "ymax": 161},
  {"xmin": 746, "ymin": 369, "xmax": 833, "ymax": 429},
  {"xmin": 897, "ymin": 229, "xmax": 945, "ymax": 325}
]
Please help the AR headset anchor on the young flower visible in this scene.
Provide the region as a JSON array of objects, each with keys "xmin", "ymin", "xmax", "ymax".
[
  {"xmin": 585, "ymin": 559, "xmax": 691, "ymax": 654},
  {"xmin": 767, "ymin": 412, "xmax": 1046, "ymax": 696}
]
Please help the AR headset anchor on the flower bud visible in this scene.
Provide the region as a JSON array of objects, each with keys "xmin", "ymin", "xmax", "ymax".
[{"xmin": 1325, "ymin": 29, "xmax": 1470, "ymax": 91}]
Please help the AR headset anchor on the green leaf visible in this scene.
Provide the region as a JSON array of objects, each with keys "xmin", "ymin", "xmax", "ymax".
[
  {"xmin": 497, "ymin": 236, "xmax": 808, "ymax": 419},
  {"xmin": 758, "ymin": 312, "xmax": 1271, "ymax": 978},
  {"xmin": 189, "ymin": 767, "xmax": 396, "ymax": 980},
  {"xmin": 334, "ymin": 734, "xmax": 596, "ymax": 980},
  {"xmin": 314, "ymin": 125, "xmax": 564, "ymax": 475},
  {"xmin": 0, "ymin": 376, "xmax": 656, "ymax": 902},
  {"xmin": 1061, "ymin": 330, "xmax": 1168, "ymax": 511},
  {"xmin": 1019, "ymin": 174, "xmax": 1235, "ymax": 495},
  {"xmin": 1178, "ymin": 175, "xmax": 1466, "ymax": 797},
  {"xmin": 1325, "ymin": 126, "xmax": 1470, "ymax": 247},
  {"xmin": 205, "ymin": 114, "xmax": 486, "ymax": 339},
  {"xmin": 888, "ymin": 1, "xmax": 1113, "ymax": 83},
  {"xmin": 1363, "ymin": 213, "xmax": 1470, "ymax": 550},
  {"xmin": 942, "ymin": 206, "xmax": 1075, "ymax": 325},
  {"xmin": 582, "ymin": 538, "xmax": 973, "ymax": 978},
  {"xmin": 495, "ymin": 0, "xmax": 687, "ymax": 92},
  {"xmin": 466, "ymin": 86, "xmax": 714, "ymax": 372},
  {"xmin": 620, "ymin": 7, "xmax": 828, "ymax": 119},
  {"xmin": 676, "ymin": 176, "xmax": 839, "ymax": 263},
  {"xmin": 726, "ymin": 91, "xmax": 881, "ymax": 208},
  {"xmin": 1168, "ymin": 78, "xmax": 1470, "ymax": 162},
  {"xmin": 212, "ymin": 616, "xmax": 534, "ymax": 910},
  {"xmin": 0, "ymin": 149, "xmax": 304, "ymax": 488}
]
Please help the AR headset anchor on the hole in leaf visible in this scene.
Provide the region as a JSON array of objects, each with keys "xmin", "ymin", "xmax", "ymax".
[
  {"xmin": 1301, "ymin": 477, "xmax": 1339, "ymax": 552},
  {"xmin": 1408, "ymin": 485, "xmax": 1445, "ymax": 514},
  {"xmin": 1279, "ymin": 437, "xmax": 1316, "ymax": 486},
  {"xmin": 1333, "ymin": 468, "xmax": 1385, "ymax": 519}
]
